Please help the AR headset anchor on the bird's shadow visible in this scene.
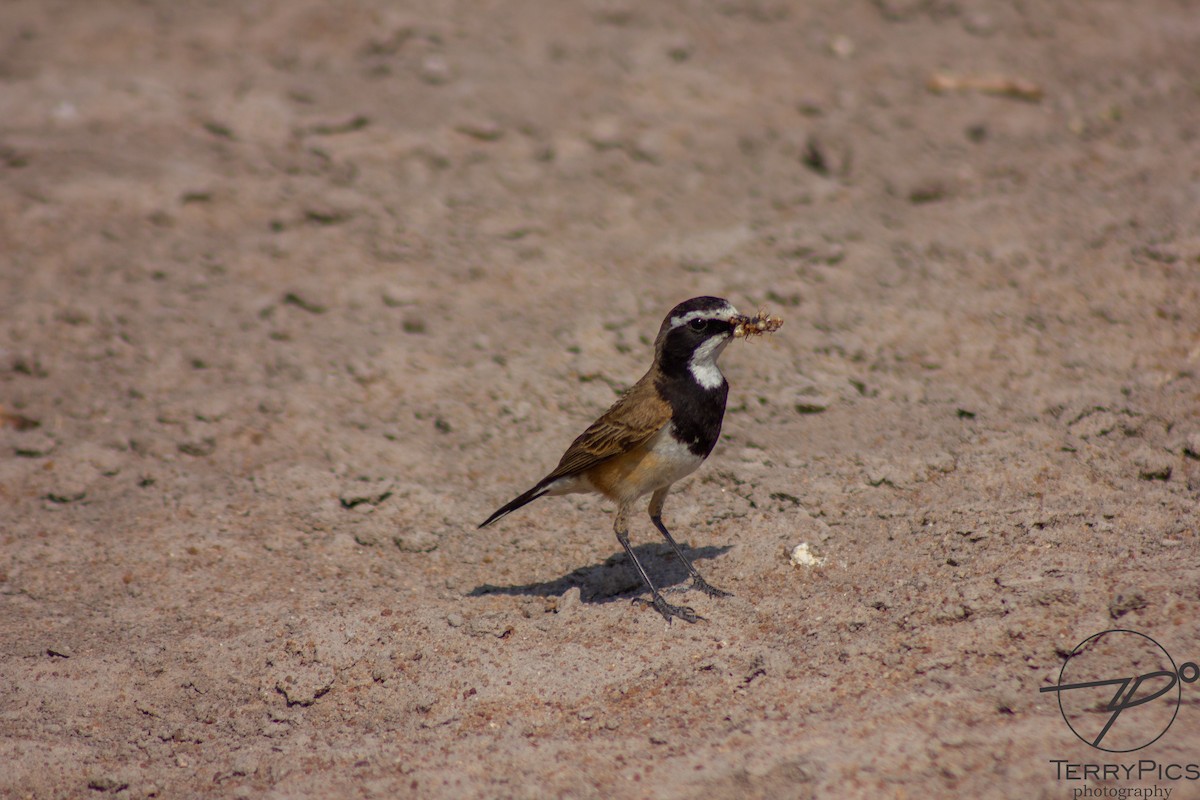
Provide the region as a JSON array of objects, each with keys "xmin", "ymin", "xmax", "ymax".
[{"xmin": 469, "ymin": 543, "xmax": 732, "ymax": 605}]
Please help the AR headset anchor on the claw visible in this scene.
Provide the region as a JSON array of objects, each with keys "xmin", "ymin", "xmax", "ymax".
[
  {"xmin": 690, "ymin": 576, "xmax": 732, "ymax": 598},
  {"xmin": 633, "ymin": 595, "xmax": 702, "ymax": 624}
]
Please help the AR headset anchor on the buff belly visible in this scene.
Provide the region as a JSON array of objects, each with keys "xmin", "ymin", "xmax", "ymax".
[{"xmin": 566, "ymin": 425, "xmax": 704, "ymax": 504}]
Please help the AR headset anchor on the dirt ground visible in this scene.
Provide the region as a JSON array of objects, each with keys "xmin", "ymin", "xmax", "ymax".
[{"xmin": 2, "ymin": 1, "xmax": 1199, "ymax": 797}]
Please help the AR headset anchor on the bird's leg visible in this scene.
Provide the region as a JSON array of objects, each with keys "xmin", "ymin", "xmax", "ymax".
[
  {"xmin": 648, "ymin": 487, "xmax": 732, "ymax": 599},
  {"xmin": 613, "ymin": 503, "xmax": 700, "ymax": 624}
]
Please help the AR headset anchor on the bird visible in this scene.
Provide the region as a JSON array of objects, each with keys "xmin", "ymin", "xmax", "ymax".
[{"xmin": 480, "ymin": 296, "xmax": 770, "ymax": 623}]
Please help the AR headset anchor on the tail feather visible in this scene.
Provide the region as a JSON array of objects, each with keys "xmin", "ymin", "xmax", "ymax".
[{"xmin": 478, "ymin": 482, "xmax": 551, "ymax": 528}]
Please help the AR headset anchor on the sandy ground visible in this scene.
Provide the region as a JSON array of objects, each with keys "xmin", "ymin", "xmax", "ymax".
[{"xmin": 2, "ymin": 1, "xmax": 1199, "ymax": 797}]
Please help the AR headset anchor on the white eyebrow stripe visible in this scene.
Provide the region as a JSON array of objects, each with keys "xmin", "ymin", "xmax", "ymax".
[{"xmin": 668, "ymin": 305, "xmax": 740, "ymax": 329}]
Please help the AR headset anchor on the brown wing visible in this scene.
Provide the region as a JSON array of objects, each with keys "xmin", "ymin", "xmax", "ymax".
[{"xmin": 543, "ymin": 372, "xmax": 671, "ymax": 481}]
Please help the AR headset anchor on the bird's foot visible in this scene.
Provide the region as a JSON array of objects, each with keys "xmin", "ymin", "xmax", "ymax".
[
  {"xmin": 688, "ymin": 575, "xmax": 732, "ymax": 598},
  {"xmin": 632, "ymin": 594, "xmax": 701, "ymax": 624}
]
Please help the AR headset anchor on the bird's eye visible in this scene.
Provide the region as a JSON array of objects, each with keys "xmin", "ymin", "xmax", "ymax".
[{"xmin": 689, "ymin": 318, "xmax": 709, "ymax": 332}]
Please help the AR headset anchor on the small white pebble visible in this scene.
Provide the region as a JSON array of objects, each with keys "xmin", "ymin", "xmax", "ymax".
[
  {"xmin": 829, "ymin": 35, "xmax": 855, "ymax": 59},
  {"xmin": 790, "ymin": 542, "xmax": 826, "ymax": 568}
]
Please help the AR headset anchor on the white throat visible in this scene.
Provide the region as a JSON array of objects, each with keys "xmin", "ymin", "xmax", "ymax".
[{"xmin": 688, "ymin": 335, "xmax": 730, "ymax": 389}]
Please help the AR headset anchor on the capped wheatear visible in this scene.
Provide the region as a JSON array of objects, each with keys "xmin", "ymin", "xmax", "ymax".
[{"xmin": 479, "ymin": 296, "xmax": 781, "ymax": 623}]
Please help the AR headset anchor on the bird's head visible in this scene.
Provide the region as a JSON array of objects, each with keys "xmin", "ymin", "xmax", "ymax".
[{"xmin": 654, "ymin": 296, "xmax": 743, "ymax": 389}]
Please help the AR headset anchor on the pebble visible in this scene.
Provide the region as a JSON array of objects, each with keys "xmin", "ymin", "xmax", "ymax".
[
  {"xmin": 962, "ymin": 11, "xmax": 997, "ymax": 36},
  {"xmin": 557, "ymin": 586, "xmax": 583, "ymax": 616},
  {"xmin": 13, "ymin": 432, "xmax": 56, "ymax": 457},
  {"xmin": 466, "ymin": 613, "xmax": 515, "ymax": 638},
  {"xmin": 339, "ymin": 481, "xmax": 394, "ymax": 509},
  {"xmin": 454, "ymin": 119, "xmax": 503, "ymax": 141},
  {"xmin": 394, "ymin": 531, "xmax": 438, "ymax": 553},
  {"xmin": 631, "ymin": 129, "xmax": 670, "ymax": 164},
  {"xmin": 795, "ymin": 395, "xmax": 830, "ymax": 414},
  {"xmin": 46, "ymin": 465, "xmax": 93, "ymax": 504},
  {"xmin": 663, "ymin": 34, "xmax": 693, "ymax": 61},
  {"xmin": 1182, "ymin": 432, "xmax": 1200, "ymax": 459},
  {"xmin": 586, "ymin": 117, "xmax": 624, "ymax": 150},
  {"xmin": 829, "ymin": 35, "xmax": 855, "ymax": 59},
  {"xmin": 789, "ymin": 543, "xmax": 826, "ymax": 568},
  {"xmin": 87, "ymin": 775, "xmax": 128, "ymax": 792},
  {"xmin": 872, "ymin": 0, "xmax": 925, "ymax": 21},
  {"xmin": 1109, "ymin": 588, "xmax": 1147, "ymax": 619},
  {"xmin": 73, "ymin": 442, "xmax": 125, "ymax": 476},
  {"xmin": 418, "ymin": 55, "xmax": 453, "ymax": 85},
  {"xmin": 192, "ymin": 395, "xmax": 232, "ymax": 422},
  {"xmin": 1133, "ymin": 447, "xmax": 1172, "ymax": 481},
  {"xmin": 177, "ymin": 437, "xmax": 216, "ymax": 457}
]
